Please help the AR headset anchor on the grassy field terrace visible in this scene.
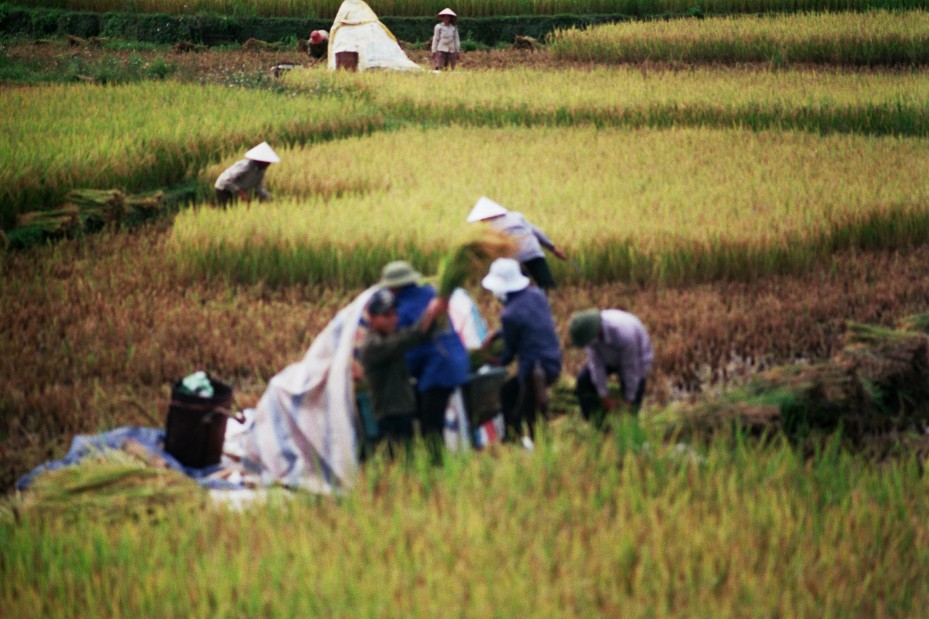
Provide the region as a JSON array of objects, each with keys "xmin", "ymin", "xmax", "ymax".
[
  {"xmin": 176, "ymin": 125, "xmax": 929, "ymax": 286},
  {"xmin": 0, "ymin": 81, "xmax": 382, "ymax": 228},
  {"xmin": 9, "ymin": 0, "xmax": 927, "ymax": 18},
  {"xmin": 550, "ymin": 10, "xmax": 929, "ymax": 65}
]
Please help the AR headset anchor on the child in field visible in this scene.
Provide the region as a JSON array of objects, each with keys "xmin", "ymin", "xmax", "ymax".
[
  {"xmin": 359, "ymin": 288, "xmax": 448, "ymax": 454},
  {"xmin": 432, "ymin": 8, "xmax": 461, "ymax": 70}
]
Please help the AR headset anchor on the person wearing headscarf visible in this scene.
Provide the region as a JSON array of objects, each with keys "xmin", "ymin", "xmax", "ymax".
[{"xmin": 214, "ymin": 141, "xmax": 280, "ymax": 208}]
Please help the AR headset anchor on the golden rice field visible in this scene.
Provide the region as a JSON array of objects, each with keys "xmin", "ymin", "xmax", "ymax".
[
  {"xmin": 174, "ymin": 125, "xmax": 929, "ymax": 286},
  {"xmin": 550, "ymin": 10, "xmax": 929, "ymax": 65},
  {"xmin": 0, "ymin": 81, "xmax": 382, "ymax": 227},
  {"xmin": 13, "ymin": 0, "xmax": 918, "ymax": 18},
  {"xmin": 286, "ymin": 65, "xmax": 929, "ymax": 134}
]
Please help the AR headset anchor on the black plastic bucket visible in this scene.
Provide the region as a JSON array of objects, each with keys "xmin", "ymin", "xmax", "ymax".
[
  {"xmin": 164, "ymin": 375, "xmax": 241, "ymax": 468},
  {"xmin": 462, "ymin": 368, "xmax": 508, "ymax": 427}
]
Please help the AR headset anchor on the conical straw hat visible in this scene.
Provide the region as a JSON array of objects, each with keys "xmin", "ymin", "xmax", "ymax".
[
  {"xmin": 244, "ymin": 142, "xmax": 280, "ymax": 163},
  {"xmin": 466, "ymin": 196, "xmax": 508, "ymax": 222},
  {"xmin": 437, "ymin": 8, "xmax": 457, "ymax": 18}
]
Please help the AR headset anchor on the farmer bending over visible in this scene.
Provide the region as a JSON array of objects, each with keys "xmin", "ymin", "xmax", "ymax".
[
  {"xmin": 569, "ymin": 308, "xmax": 654, "ymax": 426},
  {"xmin": 467, "ymin": 196, "xmax": 568, "ymax": 291},
  {"xmin": 214, "ymin": 141, "xmax": 279, "ymax": 208}
]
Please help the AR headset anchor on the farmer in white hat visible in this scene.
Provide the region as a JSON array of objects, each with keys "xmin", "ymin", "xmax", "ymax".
[
  {"xmin": 214, "ymin": 141, "xmax": 280, "ymax": 208},
  {"xmin": 480, "ymin": 258, "xmax": 562, "ymax": 445},
  {"xmin": 432, "ymin": 8, "xmax": 461, "ymax": 70},
  {"xmin": 467, "ymin": 196, "xmax": 568, "ymax": 291},
  {"xmin": 568, "ymin": 308, "xmax": 653, "ymax": 425}
]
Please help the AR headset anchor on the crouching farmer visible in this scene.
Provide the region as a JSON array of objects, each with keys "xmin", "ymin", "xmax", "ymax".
[
  {"xmin": 569, "ymin": 308, "xmax": 654, "ymax": 425},
  {"xmin": 214, "ymin": 141, "xmax": 279, "ymax": 208},
  {"xmin": 359, "ymin": 288, "xmax": 447, "ymax": 457}
]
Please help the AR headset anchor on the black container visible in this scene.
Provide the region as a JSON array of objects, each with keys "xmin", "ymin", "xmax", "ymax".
[
  {"xmin": 462, "ymin": 368, "xmax": 508, "ymax": 427},
  {"xmin": 165, "ymin": 375, "xmax": 240, "ymax": 468}
]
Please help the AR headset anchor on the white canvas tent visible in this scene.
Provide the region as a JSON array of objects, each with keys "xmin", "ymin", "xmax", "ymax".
[{"xmin": 327, "ymin": 0, "xmax": 422, "ymax": 72}]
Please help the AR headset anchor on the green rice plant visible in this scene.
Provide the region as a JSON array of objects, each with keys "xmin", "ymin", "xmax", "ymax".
[
  {"xmin": 8, "ymin": 0, "xmax": 927, "ymax": 18},
  {"xmin": 550, "ymin": 9, "xmax": 929, "ymax": 66},
  {"xmin": 3, "ymin": 432, "xmax": 929, "ymax": 616},
  {"xmin": 0, "ymin": 80, "xmax": 383, "ymax": 229},
  {"xmin": 175, "ymin": 125, "xmax": 929, "ymax": 286},
  {"xmin": 286, "ymin": 64, "xmax": 929, "ymax": 136}
]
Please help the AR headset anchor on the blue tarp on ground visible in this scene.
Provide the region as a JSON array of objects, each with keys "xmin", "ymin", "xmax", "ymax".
[{"xmin": 16, "ymin": 426, "xmax": 245, "ymax": 491}]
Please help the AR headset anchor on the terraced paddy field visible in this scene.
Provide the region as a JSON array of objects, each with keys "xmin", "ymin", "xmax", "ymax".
[{"xmin": 3, "ymin": 13, "xmax": 929, "ymax": 615}]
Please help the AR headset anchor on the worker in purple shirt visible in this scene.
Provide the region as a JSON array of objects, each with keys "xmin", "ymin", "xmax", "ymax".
[
  {"xmin": 481, "ymin": 258, "xmax": 562, "ymax": 443},
  {"xmin": 569, "ymin": 308, "xmax": 654, "ymax": 424}
]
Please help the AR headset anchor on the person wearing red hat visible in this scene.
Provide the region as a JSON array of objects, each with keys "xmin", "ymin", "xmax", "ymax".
[
  {"xmin": 432, "ymin": 8, "xmax": 461, "ymax": 70},
  {"xmin": 308, "ymin": 29, "xmax": 329, "ymax": 60}
]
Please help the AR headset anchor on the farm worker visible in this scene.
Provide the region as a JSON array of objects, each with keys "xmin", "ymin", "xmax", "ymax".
[
  {"xmin": 379, "ymin": 260, "xmax": 470, "ymax": 463},
  {"xmin": 213, "ymin": 141, "xmax": 279, "ymax": 208},
  {"xmin": 432, "ymin": 8, "xmax": 461, "ymax": 70},
  {"xmin": 359, "ymin": 288, "xmax": 449, "ymax": 457},
  {"xmin": 308, "ymin": 29, "xmax": 329, "ymax": 60},
  {"xmin": 568, "ymin": 308, "xmax": 654, "ymax": 424},
  {"xmin": 467, "ymin": 196, "xmax": 568, "ymax": 291},
  {"xmin": 480, "ymin": 258, "xmax": 562, "ymax": 447}
]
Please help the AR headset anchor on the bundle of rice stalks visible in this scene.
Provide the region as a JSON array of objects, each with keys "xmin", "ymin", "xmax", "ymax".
[
  {"xmin": 665, "ymin": 320, "xmax": 929, "ymax": 449},
  {"xmin": 63, "ymin": 188, "xmax": 127, "ymax": 229},
  {"xmin": 19, "ymin": 452, "xmax": 205, "ymax": 523},
  {"xmin": 897, "ymin": 313, "xmax": 929, "ymax": 335},
  {"xmin": 436, "ymin": 228, "xmax": 516, "ymax": 298}
]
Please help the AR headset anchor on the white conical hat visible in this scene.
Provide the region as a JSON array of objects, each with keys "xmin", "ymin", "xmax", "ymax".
[
  {"xmin": 437, "ymin": 8, "xmax": 457, "ymax": 18},
  {"xmin": 481, "ymin": 258, "xmax": 530, "ymax": 295},
  {"xmin": 244, "ymin": 142, "xmax": 280, "ymax": 163},
  {"xmin": 466, "ymin": 196, "xmax": 508, "ymax": 222}
]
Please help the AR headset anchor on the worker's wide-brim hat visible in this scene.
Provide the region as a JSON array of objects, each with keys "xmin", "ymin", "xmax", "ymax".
[
  {"xmin": 437, "ymin": 7, "xmax": 457, "ymax": 19},
  {"xmin": 379, "ymin": 260, "xmax": 423, "ymax": 288},
  {"xmin": 245, "ymin": 141, "xmax": 280, "ymax": 163},
  {"xmin": 309, "ymin": 29, "xmax": 328, "ymax": 43},
  {"xmin": 467, "ymin": 196, "xmax": 508, "ymax": 222},
  {"xmin": 482, "ymin": 258, "xmax": 530, "ymax": 295},
  {"xmin": 569, "ymin": 309, "xmax": 602, "ymax": 347}
]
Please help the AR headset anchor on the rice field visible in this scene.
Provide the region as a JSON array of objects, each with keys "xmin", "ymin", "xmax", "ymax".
[
  {"xmin": 2, "ymin": 427, "xmax": 928, "ymax": 617},
  {"xmin": 5, "ymin": 8, "xmax": 929, "ymax": 616},
  {"xmin": 10, "ymin": 0, "xmax": 923, "ymax": 18},
  {"xmin": 0, "ymin": 81, "xmax": 382, "ymax": 227},
  {"xmin": 173, "ymin": 125, "xmax": 929, "ymax": 286},
  {"xmin": 286, "ymin": 66, "xmax": 929, "ymax": 135},
  {"xmin": 550, "ymin": 10, "xmax": 929, "ymax": 65}
]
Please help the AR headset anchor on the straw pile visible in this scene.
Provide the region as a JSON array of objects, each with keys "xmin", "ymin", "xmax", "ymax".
[
  {"xmin": 17, "ymin": 451, "xmax": 205, "ymax": 523},
  {"xmin": 665, "ymin": 317, "xmax": 929, "ymax": 449},
  {"xmin": 5, "ymin": 189, "xmax": 164, "ymax": 249},
  {"xmin": 436, "ymin": 228, "xmax": 517, "ymax": 298}
]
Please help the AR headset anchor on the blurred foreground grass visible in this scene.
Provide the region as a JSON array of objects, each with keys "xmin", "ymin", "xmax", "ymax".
[{"xmin": 3, "ymin": 420, "xmax": 928, "ymax": 617}]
